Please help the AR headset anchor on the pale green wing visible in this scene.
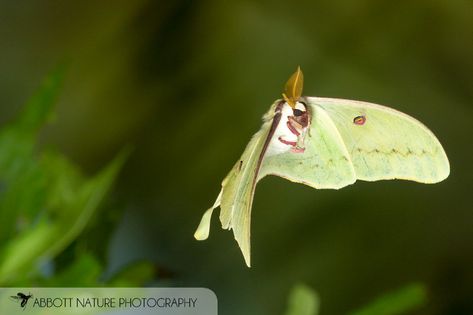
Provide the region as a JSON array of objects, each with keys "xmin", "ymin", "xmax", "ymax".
[
  {"xmin": 310, "ymin": 97, "xmax": 449, "ymax": 183},
  {"xmin": 194, "ymin": 95, "xmax": 449, "ymax": 267},
  {"xmin": 260, "ymin": 97, "xmax": 449, "ymax": 188},
  {"xmin": 259, "ymin": 102, "xmax": 357, "ymax": 189},
  {"xmin": 194, "ymin": 118, "xmax": 273, "ymax": 267}
]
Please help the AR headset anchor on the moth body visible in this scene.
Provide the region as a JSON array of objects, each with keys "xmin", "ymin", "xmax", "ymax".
[{"xmin": 266, "ymin": 101, "xmax": 310, "ymax": 157}]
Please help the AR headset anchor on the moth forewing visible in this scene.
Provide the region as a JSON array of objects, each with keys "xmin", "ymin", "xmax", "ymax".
[
  {"xmin": 260, "ymin": 99, "xmax": 357, "ymax": 189},
  {"xmin": 308, "ymin": 97, "xmax": 450, "ymax": 183}
]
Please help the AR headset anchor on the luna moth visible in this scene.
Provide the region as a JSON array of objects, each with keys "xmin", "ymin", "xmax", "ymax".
[{"xmin": 194, "ymin": 67, "xmax": 449, "ymax": 267}]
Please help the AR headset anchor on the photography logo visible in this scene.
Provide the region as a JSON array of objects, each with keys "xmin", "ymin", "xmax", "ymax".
[
  {"xmin": 10, "ymin": 292, "xmax": 33, "ymax": 309},
  {"xmin": 1, "ymin": 288, "xmax": 216, "ymax": 314}
]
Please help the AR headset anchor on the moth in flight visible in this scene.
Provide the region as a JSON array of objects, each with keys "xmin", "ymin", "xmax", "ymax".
[{"xmin": 194, "ymin": 67, "xmax": 450, "ymax": 267}]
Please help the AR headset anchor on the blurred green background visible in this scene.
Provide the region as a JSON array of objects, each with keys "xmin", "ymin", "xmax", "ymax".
[{"xmin": 0, "ymin": 1, "xmax": 472, "ymax": 314}]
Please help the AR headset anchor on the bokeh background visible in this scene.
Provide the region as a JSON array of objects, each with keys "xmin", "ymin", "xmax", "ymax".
[{"xmin": 0, "ymin": 1, "xmax": 472, "ymax": 314}]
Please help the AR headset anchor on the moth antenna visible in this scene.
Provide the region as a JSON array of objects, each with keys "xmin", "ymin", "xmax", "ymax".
[{"xmin": 283, "ymin": 66, "xmax": 304, "ymax": 108}]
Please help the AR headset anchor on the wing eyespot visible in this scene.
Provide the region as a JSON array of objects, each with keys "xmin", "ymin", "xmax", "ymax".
[{"xmin": 353, "ymin": 115, "xmax": 366, "ymax": 125}]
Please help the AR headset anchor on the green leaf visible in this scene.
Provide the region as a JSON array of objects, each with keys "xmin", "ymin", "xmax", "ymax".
[
  {"xmin": 0, "ymin": 150, "xmax": 128, "ymax": 284},
  {"xmin": 0, "ymin": 69, "xmax": 129, "ymax": 285},
  {"xmin": 0, "ymin": 68, "xmax": 65, "ymax": 242},
  {"xmin": 347, "ymin": 283, "xmax": 427, "ymax": 315},
  {"xmin": 285, "ymin": 283, "xmax": 320, "ymax": 315}
]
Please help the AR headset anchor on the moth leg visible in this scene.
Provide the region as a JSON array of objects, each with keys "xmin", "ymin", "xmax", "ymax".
[
  {"xmin": 278, "ymin": 136, "xmax": 306, "ymax": 153},
  {"xmin": 278, "ymin": 136, "xmax": 297, "ymax": 146},
  {"xmin": 279, "ymin": 118, "xmax": 303, "ymax": 144},
  {"xmin": 288, "ymin": 116, "xmax": 304, "ymax": 131},
  {"xmin": 291, "ymin": 146, "xmax": 305, "ymax": 153},
  {"xmin": 286, "ymin": 120, "xmax": 300, "ymax": 136}
]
